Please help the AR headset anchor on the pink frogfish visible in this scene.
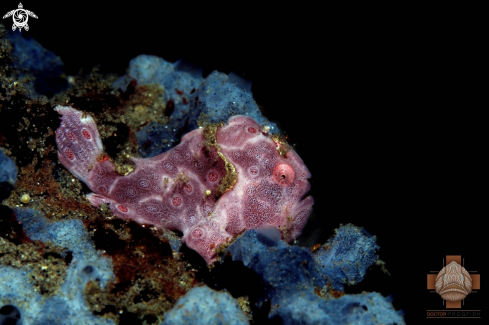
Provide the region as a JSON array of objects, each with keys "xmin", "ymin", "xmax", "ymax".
[{"xmin": 55, "ymin": 106, "xmax": 313, "ymax": 263}]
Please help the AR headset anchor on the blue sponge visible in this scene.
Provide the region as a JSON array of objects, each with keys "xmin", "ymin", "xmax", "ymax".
[
  {"xmin": 227, "ymin": 226, "xmax": 404, "ymax": 324},
  {"xmin": 6, "ymin": 31, "xmax": 67, "ymax": 96},
  {"xmin": 0, "ymin": 208, "xmax": 115, "ymax": 325},
  {"xmin": 114, "ymin": 55, "xmax": 279, "ymax": 158},
  {"xmin": 314, "ymin": 224, "xmax": 380, "ymax": 291},
  {"xmin": 160, "ymin": 285, "xmax": 248, "ymax": 325},
  {"xmin": 0, "ymin": 150, "xmax": 17, "ymax": 200}
]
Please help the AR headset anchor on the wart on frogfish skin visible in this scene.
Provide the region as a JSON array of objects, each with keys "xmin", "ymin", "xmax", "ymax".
[{"xmin": 54, "ymin": 105, "xmax": 314, "ymax": 264}]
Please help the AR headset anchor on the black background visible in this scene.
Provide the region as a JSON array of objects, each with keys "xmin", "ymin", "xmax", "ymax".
[{"xmin": 1, "ymin": 2, "xmax": 484, "ymax": 324}]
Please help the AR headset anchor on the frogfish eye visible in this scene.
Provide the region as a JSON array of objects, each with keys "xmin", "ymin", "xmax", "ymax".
[{"xmin": 273, "ymin": 163, "xmax": 295, "ymax": 185}]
